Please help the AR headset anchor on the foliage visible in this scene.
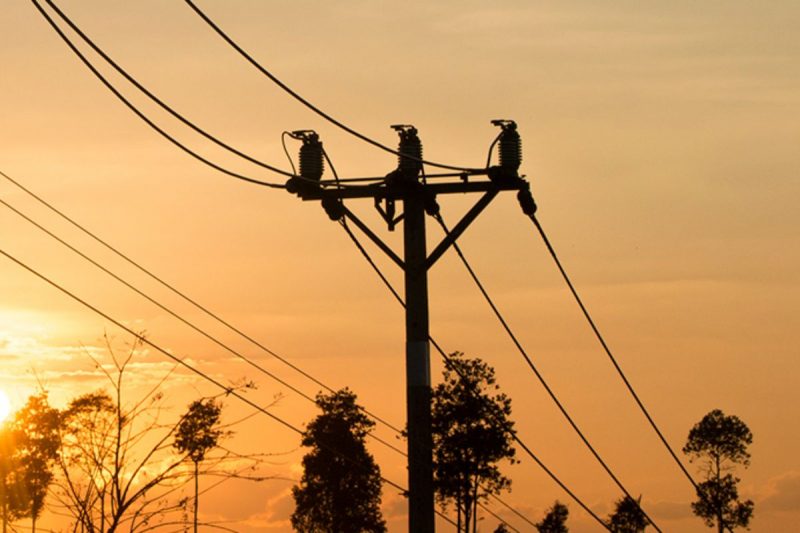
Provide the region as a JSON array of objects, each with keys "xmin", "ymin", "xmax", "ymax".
[
  {"xmin": 683, "ymin": 409, "xmax": 754, "ymax": 532},
  {"xmin": 0, "ymin": 424, "xmax": 24, "ymax": 531},
  {"xmin": 431, "ymin": 352, "xmax": 516, "ymax": 533},
  {"xmin": 174, "ymin": 398, "xmax": 223, "ymax": 464},
  {"xmin": 692, "ymin": 476, "xmax": 753, "ymax": 531},
  {"xmin": 10, "ymin": 393, "xmax": 60, "ymax": 533},
  {"xmin": 536, "ymin": 500, "xmax": 569, "ymax": 533},
  {"xmin": 291, "ymin": 388, "xmax": 386, "ymax": 533},
  {"xmin": 605, "ymin": 495, "xmax": 649, "ymax": 533},
  {"xmin": 493, "ymin": 524, "xmax": 511, "ymax": 533},
  {"xmin": 174, "ymin": 398, "xmax": 224, "ymax": 533},
  {"xmin": 0, "ymin": 393, "xmax": 61, "ymax": 533}
]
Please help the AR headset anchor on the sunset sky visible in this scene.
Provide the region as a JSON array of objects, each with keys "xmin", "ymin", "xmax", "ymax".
[{"xmin": 1, "ymin": 1, "xmax": 798, "ymax": 531}]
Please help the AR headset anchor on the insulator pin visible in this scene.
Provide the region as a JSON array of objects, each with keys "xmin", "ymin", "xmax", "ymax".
[
  {"xmin": 391, "ymin": 124, "xmax": 423, "ymax": 178},
  {"xmin": 297, "ymin": 132, "xmax": 324, "ymax": 182},
  {"xmin": 490, "ymin": 119, "xmax": 522, "ymax": 173}
]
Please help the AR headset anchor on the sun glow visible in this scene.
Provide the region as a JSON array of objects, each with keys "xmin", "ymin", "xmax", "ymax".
[{"xmin": 0, "ymin": 390, "xmax": 11, "ymax": 424}]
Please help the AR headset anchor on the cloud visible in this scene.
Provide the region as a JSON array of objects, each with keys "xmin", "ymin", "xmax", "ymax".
[
  {"xmin": 759, "ymin": 471, "xmax": 800, "ymax": 512},
  {"xmin": 649, "ymin": 499, "xmax": 694, "ymax": 521}
]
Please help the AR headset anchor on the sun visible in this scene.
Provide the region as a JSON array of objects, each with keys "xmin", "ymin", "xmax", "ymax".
[{"xmin": 0, "ymin": 390, "xmax": 11, "ymax": 424}]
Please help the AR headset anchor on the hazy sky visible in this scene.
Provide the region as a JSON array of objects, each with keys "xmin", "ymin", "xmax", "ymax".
[{"xmin": 1, "ymin": 1, "xmax": 798, "ymax": 531}]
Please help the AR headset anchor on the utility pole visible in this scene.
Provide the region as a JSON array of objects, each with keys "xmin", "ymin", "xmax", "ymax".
[{"xmin": 286, "ymin": 121, "xmax": 532, "ymax": 533}]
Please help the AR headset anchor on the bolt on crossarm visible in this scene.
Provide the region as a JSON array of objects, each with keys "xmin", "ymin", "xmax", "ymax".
[{"xmin": 286, "ymin": 120, "xmax": 533, "ymax": 533}]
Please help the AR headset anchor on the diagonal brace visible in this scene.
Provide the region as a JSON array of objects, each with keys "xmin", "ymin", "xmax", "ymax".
[
  {"xmin": 342, "ymin": 205, "xmax": 405, "ymax": 269},
  {"xmin": 424, "ymin": 189, "xmax": 498, "ymax": 271}
]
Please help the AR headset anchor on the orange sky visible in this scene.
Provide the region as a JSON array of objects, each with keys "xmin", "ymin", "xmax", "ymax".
[{"xmin": 1, "ymin": 1, "xmax": 799, "ymax": 531}]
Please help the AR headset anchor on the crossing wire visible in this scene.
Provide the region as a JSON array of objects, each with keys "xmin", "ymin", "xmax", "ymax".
[
  {"xmin": 183, "ymin": 0, "xmax": 484, "ymax": 174},
  {"xmin": 0, "ymin": 246, "xmax": 460, "ymax": 529},
  {"xmin": 1, "ymin": 169, "xmax": 518, "ymax": 530},
  {"xmin": 3, "ymin": 170, "xmax": 400, "ymax": 430},
  {"xmin": 0, "ymin": 173, "xmax": 404, "ymax": 454},
  {"xmin": 43, "ymin": 0, "xmax": 301, "ymax": 181},
  {"xmin": 338, "ymin": 220, "xmax": 612, "ymax": 531},
  {"xmin": 32, "ymin": 0, "xmax": 287, "ymax": 188},
  {"xmin": 526, "ymin": 213, "xmax": 699, "ymax": 491},
  {"xmin": 433, "ymin": 214, "xmax": 662, "ymax": 532}
]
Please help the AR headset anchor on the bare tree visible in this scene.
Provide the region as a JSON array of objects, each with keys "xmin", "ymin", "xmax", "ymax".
[{"xmin": 52, "ymin": 333, "xmax": 269, "ymax": 532}]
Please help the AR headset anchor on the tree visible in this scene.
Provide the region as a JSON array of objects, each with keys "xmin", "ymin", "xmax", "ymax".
[
  {"xmin": 9, "ymin": 393, "xmax": 60, "ymax": 533},
  {"xmin": 431, "ymin": 352, "xmax": 516, "ymax": 533},
  {"xmin": 683, "ymin": 409, "xmax": 754, "ymax": 532},
  {"xmin": 0, "ymin": 424, "xmax": 23, "ymax": 533},
  {"xmin": 53, "ymin": 333, "xmax": 263, "ymax": 532},
  {"xmin": 605, "ymin": 495, "xmax": 649, "ymax": 533},
  {"xmin": 493, "ymin": 524, "xmax": 511, "ymax": 533},
  {"xmin": 173, "ymin": 398, "xmax": 223, "ymax": 533},
  {"xmin": 291, "ymin": 388, "xmax": 386, "ymax": 533},
  {"xmin": 536, "ymin": 500, "xmax": 569, "ymax": 533}
]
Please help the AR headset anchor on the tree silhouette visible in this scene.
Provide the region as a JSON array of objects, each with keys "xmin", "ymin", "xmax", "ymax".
[
  {"xmin": 536, "ymin": 500, "xmax": 569, "ymax": 532},
  {"xmin": 0, "ymin": 425, "xmax": 22, "ymax": 533},
  {"xmin": 53, "ymin": 333, "xmax": 264, "ymax": 532},
  {"xmin": 605, "ymin": 495, "xmax": 649, "ymax": 533},
  {"xmin": 431, "ymin": 352, "xmax": 516, "ymax": 533},
  {"xmin": 683, "ymin": 409, "xmax": 754, "ymax": 532},
  {"xmin": 173, "ymin": 398, "xmax": 223, "ymax": 533},
  {"xmin": 9, "ymin": 393, "xmax": 60, "ymax": 533},
  {"xmin": 291, "ymin": 388, "xmax": 386, "ymax": 533}
]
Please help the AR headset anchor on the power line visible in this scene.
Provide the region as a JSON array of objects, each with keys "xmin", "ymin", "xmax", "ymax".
[
  {"xmin": 3, "ymin": 171, "xmax": 521, "ymax": 532},
  {"xmin": 183, "ymin": 0, "xmax": 483, "ymax": 174},
  {"xmin": 489, "ymin": 493, "xmax": 539, "ymax": 530},
  {"xmin": 31, "ymin": 0, "xmax": 286, "ymax": 189},
  {"xmin": 43, "ymin": 0, "xmax": 298, "ymax": 180},
  {"xmin": 434, "ymin": 214, "xmax": 662, "ymax": 532},
  {"xmin": 0, "ymin": 189, "xmax": 406, "ymax": 459},
  {"xmin": 0, "ymin": 246, "xmax": 460, "ymax": 529},
  {"xmin": 527, "ymin": 213, "xmax": 699, "ymax": 491},
  {"xmin": 338, "ymin": 217, "xmax": 612, "ymax": 531},
  {"xmin": 0, "ymin": 169, "xmax": 406, "ymax": 434},
  {"xmin": 1, "ymin": 171, "xmax": 501, "ymax": 528},
  {"xmin": 27, "ymin": 0, "xmax": 625, "ymax": 519}
]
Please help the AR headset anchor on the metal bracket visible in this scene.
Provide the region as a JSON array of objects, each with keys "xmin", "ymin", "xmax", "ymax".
[
  {"xmin": 424, "ymin": 189, "xmax": 498, "ymax": 270},
  {"xmin": 374, "ymin": 197, "xmax": 405, "ymax": 231},
  {"xmin": 342, "ymin": 205, "xmax": 405, "ymax": 269}
]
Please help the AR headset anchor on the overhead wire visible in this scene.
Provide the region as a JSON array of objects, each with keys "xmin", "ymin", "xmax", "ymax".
[
  {"xmin": 489, "ymin": 493, "xmax": 539, "ymax": 530},
  {"xmin": 527, "ymin": 213, "xmax": 699, "ymax": 491},
  {"xmin": 0, "ymin": 178, "xmax": 405, "ymax": 457},
  {"xmin": 1, "ymin": 167, "xmax": 501, "ymax": 527},
  {"xmin": 43, "ymin": 0, "xmax": 298, "ymax": 180},
  {"xmin": 0, "ymin": 246, "xmax": 464, "ymax": 528},
  {"xmin": 31, "ymin": 0, "xmax": 286, "ymax": 188},
  {"xmin": 2, "ymin": 169, "xmax": 519, "ymax": 530},
  {"xmin": 28, "ymin": 0, "xmax": 641, "ymax": 523},
  {"xmin": 338, "ymin": 217, "xmax": 612, "ymax": 531},
  {"xmin": 6, "ymin": 167, "xmax": 404, "ymax": 430},
  {"xmin": 182, "ymin": 0, "xmax": 483, "ymax": 174},
  {"xmin": 433, "ymin": 214, "xmax": 662, "ymax": 532}
]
